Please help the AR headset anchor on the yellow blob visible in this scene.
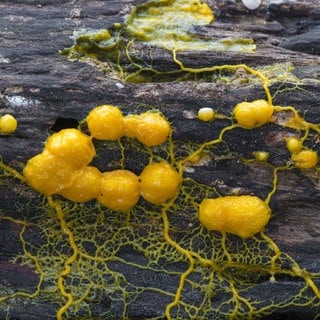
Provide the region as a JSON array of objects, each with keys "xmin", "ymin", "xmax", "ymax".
[
  {"xmin": 292, "ymin": 149, "xmax": 319, "ymax": 169},
  {"xmin": 139, "ymin": 161, "xmax": 181, "ymax": 205},
  {"xmin": 86, "ymin": 105, "xmax": 124, "ymax": 140},
  {"xmin": 97, "ymin": 170, "xmax": 140, "ymax": 211},
  {"xmin": 198, "ymin": 107, "xmax": 215, "ymax": 122},
  {"xmin": 199, "ymin": 195, "xmax": 271, "ymax": 239},
  {"xmin": 286, "ymin": 137, "xmax": 302, "ymax": 154},
  {"xmin": 124, "ymin": 111, "xmax": 170, "ymax": 146},
  {"xmin": 0, "ymin": 114, "xmax": 18, "ymax": 134},
  {"xmin": 23, "ymin": 150, "xmax": 75, "ymax": 195},
  {"xmin": 233, "ymin": 99, "xmax": 273, "ymax": 128},
  {"xmin": 253, "ymin": 151, "xmax": 269, "ymax": 162},
  {"xmin": 59, "ymin": 166, "xmax": 102, "ymax": 202},
  {"xmin": 45, "ymin": 128, "xmax": 96, "ymax": 168}
]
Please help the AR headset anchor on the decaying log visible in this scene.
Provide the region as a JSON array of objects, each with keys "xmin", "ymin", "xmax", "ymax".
[{"xmin": 1, "ymin": 0, "xmax": 320, "ymax": 319}]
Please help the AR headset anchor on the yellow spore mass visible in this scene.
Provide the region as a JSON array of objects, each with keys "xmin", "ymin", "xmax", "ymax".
[
  {"xmin": 59, "ymin": 166, "xmax": 102, "ymax": 202},
  {"xmin": 291, "ymin": 149, "xmax": 319, "ymax": 169},
  {"xmin": 233, "ymin": 99, "xmax": 273, "ymax": 128},
  {"xmin": 46, "ymin": 128, "xmax": 96, "ymax": 168},
  {"xmin": 139, "ymin": 161, "xmax": 181, "ymax": 205},
  {"xmin": 0, "ymin": 114, "xmax": 18, "ymax": 134},
  {"xmin": 86, "ymin": 104, "xmax": 124, "ymax": 140},
  {"xmin": 124, "ymin": 111, "xmax": 171, "ymax": 146},
  {"xmin": 199, "ymin": 195, "xmax": 271, "ymax": 239},
  {"xmin": 23, "ymin": 150, "xmax": 76, "ymax": 195},
  {"xmin": 97, "ymin": 169, "xmax": 140, "ymax": 211}
]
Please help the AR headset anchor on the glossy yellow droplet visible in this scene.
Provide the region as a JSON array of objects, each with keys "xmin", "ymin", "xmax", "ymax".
[
  {"xmin": 199, "ymin": 195, "xmax": 271, "ymax": 238},
  {"xmin": 139, "ymin": 161, "xmax": 181, "ymax": 205},
  {"xmin": 292, "ymin": 149, "xmax": 318, "ymax": 169},
  {"xmin": 86, "ymin": 105, "xmax": 124, "ymax": 140},
  {"xmin": 198, "ymin": 107, "xmax": 215, "ymax": 122},
  {"xmin": 0, "ymin": 114, "xmax": 18, "ymax": 134},
  {"xmin": 233, "ymin": 99, "xmax": 273, "ymax": 128},
  {"xmin": 59, "ymin": 166, "xmax": 102, "ymax": 202},
  {"xmin": 124, "ymin": 111, "xmax": 170, "ymax": 146},
  {"xmin": 286, "ymin": 137, "xmax": 302, "ymax": 154},
  {"xmin": 45, "ymin": 128, "xmax": 96, "ymax": 168},
  {"xmin": 97, "ymin": 170, "xmax": 140, "ymax": 211},
  {"xmin": 253, "ymin": 151, "xmax": 269, "ymax": 162},
  {"xmin": 23, "ymin": 150, "xmax": 75, "ymax": 195}
]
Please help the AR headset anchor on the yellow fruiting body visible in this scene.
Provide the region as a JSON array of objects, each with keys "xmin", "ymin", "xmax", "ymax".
[
  {"xmin": 97, "ymin": 170, "xmax": 140, "ymax": 211},
  {"xmin": 46, "ymin": 128, "xmax": 96, "ymax": 168},
  {"xmin": 139, "ymin": 161, "xmax": 181, "ymax": 205},
  {"xmin": 0, "ymin": 114, "xmax": 18, "ymax": 134},
  {"xmin": 291, "ymin": 149, "xmax": 319, "ymax": 169},
  {"xmin": 198, "ymin": 107, "xmax": 215, "ymax": 122},
  {"xmin": 59, "ymin": 166, "xmax": 102, "ymax": 202},
  {"xmin": 86, "ymin": 105, "xmax": 124, "ymax": 140},
  {"xmin": 23, "ymin": 150, "xmax": 75, "ymax": 195},
  {"xmin": 253, "ymin": 151, "xmax": 269, "ymax": 162},
  {"xmin": 124, "ymin": 112, "xmax": 170, "ymax": 146},
  {"xmin": 199, "ymin": 195, "xmax": 271, "ymax": 239},
  {"xmin": 233, "ymin": 99, "xmax": 273, "ymax": 128},
  {"xmin": 286, "ymin": 137, "xmax": 302, "ymax": 154}
]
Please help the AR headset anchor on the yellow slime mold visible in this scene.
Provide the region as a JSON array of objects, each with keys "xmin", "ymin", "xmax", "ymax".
[
  {"xmin": 0, "ymin": 114, "xmax": 18, "ymax": 134},
  {"xmin": 139, "ymin": 161, "xmax": 181, "ymax": 205},
  {"xmin": 199, "ymin": 195, "xmax": 271, "ymax": 238},
  {"xmin": 97, "ymin": 169, "xmax": 140, "ymax": 211}
]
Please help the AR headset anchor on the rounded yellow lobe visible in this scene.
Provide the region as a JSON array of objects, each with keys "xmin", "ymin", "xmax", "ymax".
[
  {"xmin": 124, "ymin": 111, "xmax": 170, "ymax": 146},
  {"xmin": 233, "ymin": 100, "xmax": 273, "ymax": 128},
  {"xmin": 286, "ymin": 137, "xmax": 302, "ymax": 154},
  {"xmin": 97, "ymin": 170, "xmax": 140, "ymax": 211},
  {"xmin": 0, "ymin": 114, "xmax": 18, "ymax": 134},
  {"xmin": 139, "ymin": 161, "xmax": 181, "ymax": 205},
  {"xmin": 59, "ymin": 166, "xmax": 102, "ymax": 202},
  {"xmin": 198, "ymin": 107, "xmax": 215, "ymax": 122},
  {"xmin": 253, "ymin": 151, "xmax": 269, "ymax": 162},
  {"xmin": 86, "ymin": 104, "xmax": 124, "ymax": 140},
  {"xmin": 23, "ymin": 150, "xmax": 75, "ymax": 195},
  {"xmin": 45, "ymin": 128, "xmax": 96, "ymax": 168},
  {"xmin": 199, "ymin": 195, "xmax": 271, "ymax": 238},
  {"xmin": 292, "ymin": 149, "xmax": 318, "ymax": 169}
]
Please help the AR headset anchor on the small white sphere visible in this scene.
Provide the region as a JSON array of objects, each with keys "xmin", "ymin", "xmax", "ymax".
[
  {"xmin": 197, "ymin": 107, "xmax": 215, "ymax": 122},
  {"xmin": 242, "ymin": 0, "xmax": 262, "ymax": 10}
]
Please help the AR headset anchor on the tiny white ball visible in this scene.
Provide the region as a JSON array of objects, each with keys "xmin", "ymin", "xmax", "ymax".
[
  {"xmin": 242, "ymin": 0, "xmax": 262, "ymax": 10},
  {"xmin": 197, "ymin": 107, "xmax": 215, "ymax": 122}
]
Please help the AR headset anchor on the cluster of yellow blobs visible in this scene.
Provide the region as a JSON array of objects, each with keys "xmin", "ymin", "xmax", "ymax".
[
  {"xmin": 233, "ymin": 99, "xmax": 273, "ymax": 129},
  {"xmin": 232, "ymin": 99, "xmax": 319, "ymax": 169},
  {"xmin": 22, "ymin": 99, "xmax": 319, "ymax": 239},
  {"xmin": 23, "ymin": 105, "xmax": 181, "ymax": 211},
  {"xmin": 0, "ymin": 114, "xmax": 18, "ymax": 134},
  {"xmin": 286, "ymin": 137, "xmax": 318, "ymax": 169},
  {"xmin": 86, "ymin": 105, "xmax": 170, "ymax": 146},
  {"xmin": 197, "ymin": 98, "xmax": 319, "ymax": 239}
]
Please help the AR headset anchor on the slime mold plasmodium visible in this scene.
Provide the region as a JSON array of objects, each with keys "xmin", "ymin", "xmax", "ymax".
[
  {"xmin": 139, "ymin": 161, "xmax": 181, "ymax": 205},
  {"xmin": 199, "ymin": 195, "xmax": 271, "ymax": 239},
  {"xmin": 3, "ymin": 92, "xmax": 318, "ymax": 320},
  {"xmin": 2, "ymin": 1, "xmax": 320, "ymax": 320},
  {"xmin": 233, "ymin": 99, "xmax": 273, "ymax": 128}
]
